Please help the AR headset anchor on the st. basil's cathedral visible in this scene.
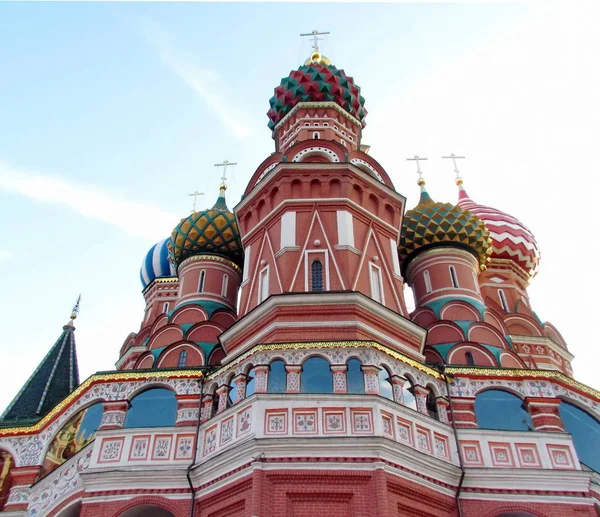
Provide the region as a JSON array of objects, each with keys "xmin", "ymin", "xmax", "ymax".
[{"xmin": 0, "ymin": 36, "xmax": 599, "ymax": 517}]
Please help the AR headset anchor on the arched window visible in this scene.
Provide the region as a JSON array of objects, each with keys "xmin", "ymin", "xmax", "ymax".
[
  {"xmin": 198, "ymin": 270, "xmax": 206, "ymax": 293},
  {"xmin": 378, "ymin": 367, "xmax": 394, "ymax": 401},
  {"xmin": 474, "ymin": 390, "xmax": 532, "ymax": 431},
  {"xmin": 38, "ymin": 402, "xmax": 103, "ymax": 479},
  {"xmin": 402, "ymin": 379, "xmax": 417, "ymax": 410},
  {"xmin": 211, "ymin": 390, "xmax": 219, "ymax": 418},
  {"xmin": 346, "ymin": 359, "xmax": 364, "ymax": 394},
  {"xmin": 221, "ymin": 274, "xmax": 229, "ymax": 297},
  {"xmin": 268, "ymin": 360, "xmax": 286, "ymax": 393},
  {"xmin": 426, "ymin": 390, "xmax": 439, "ymax": 420},
  {"xmin": 163, "ymin": 302, "xmax": 169, "ymax": 314},
  {"xmin": 449, "ymin": 266, "xmax": 459, "ymax": 288},
  {"xmin": 245, "ymin": 368, "xmax": 256, "ymax": 398},
  {"xmin": 124, "ymin": 388, "xmax": 176, "ymax": 428},
  {"xmin": 227, "ymin": 377, "xmax": 237, "ymax": 408},
  {"xmin": 301, "ymin": 357, "xmax": 333, "ymax": 393},
  {"xmin": 465, "ymin": 351, "xmax": 475, "ymax": 366},
  {"xmin": 313, "ymin": 131, "xmax": 320, "ymax": 139},
  {"xmin": 311, "ymin": 260, "xmax": 324, "ymax": 292},
  {"xmin": 559, "ymin": 402, "xmax": 600, "ymax": 472},
  {"xmin": 177, "ymin": 350, "xmax": 187, "ymax": 368},
  {"xmin": 498, "ymin": 289, "xmax": 509, "ymax": 311},
  {"xmin": 424, "ymin": 270, "xmax": 432, "ymax": 294}
]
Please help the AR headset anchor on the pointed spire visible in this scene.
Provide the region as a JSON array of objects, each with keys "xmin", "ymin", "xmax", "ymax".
[
  {"xmin": 211, "ymin": 184, "xmax": 230, "ymax": 211},
  {"xmin": 1, "ymin": 299, "xmax": 81, "ymax": 425},
  {"xmin": 441, "ymin": 153, "xmax": 471, "ymax": 202},
  {"xmin": 407, "ymin": 155, "xmax": 434, "ymax": 205}
]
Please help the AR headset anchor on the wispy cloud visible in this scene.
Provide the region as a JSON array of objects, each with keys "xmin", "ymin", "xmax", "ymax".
[
  {"xmin": 140, "ymin": 19, "xmax": 251, "ymax": 140},
  {"xmin": 0, "ymin": 163, "xmax": 179, "ymax": 240}
]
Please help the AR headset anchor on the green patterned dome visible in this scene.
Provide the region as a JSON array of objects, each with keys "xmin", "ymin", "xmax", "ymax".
[
  {"xmin": 169, "ymin": 187, "xmax": 243, "ymax": 268},
  {"xmin": 399, "ymin": 183, "xmax": 491, "ymax": 273}
]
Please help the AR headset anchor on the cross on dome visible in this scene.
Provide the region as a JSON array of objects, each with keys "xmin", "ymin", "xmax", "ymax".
[
  {"xmin": 214, "ymin": 160, "xmax": 237, "ymax": 189},
  {"xmin": 442, "ymin": 153, "xmax": 466, "ymax": 184},
  {"xmin": 406, "ymin": 155, "xmax": 428, "ymax": 185},
  {"xmin": 300, "ymin": 29, "xmax": 330, "ymax": 54},
  {"xmin": 188, "ymin": 190, "xmax": 204, "ymax": 212}
]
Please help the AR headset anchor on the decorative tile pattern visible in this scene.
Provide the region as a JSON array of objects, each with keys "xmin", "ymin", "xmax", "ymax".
[
  {"xmin": 416, "ymin": 426, "xmax": 432, "ymax": 454},
  {"xmin": 220, "ymin": 416, "xmax": 234, "ymax": 445},
  {"xmin": 152, "ymin": 435, "xmax": 172, "ymax": 461},
  {"xmin": 286, "ymin": 370, "xmax": 301, "ymax": 392},
  {"xmin": 489, "ymin": 442, "xmax": 515, "ymax": 468},
  {"xmin": 129, "ymin": 435, "xmax": 150, "ymax": 461},
  {"xmin": 515, "ymin": 443, "xmax": 541, "ymax": 468},
  {"xmin": 547, "ymin": 444, "xmax": 575, "ymax": 469},
  {"xmin": 364, "ymin": 372, "xmax": 379, "ymax": 393},
  {"xmin": 175, "ymin": 434, "xmax": 195, "ymax": 460},
  {"xmin": 265, "ymin": 410, "xmax": 288, "ymax": 435},
  {"xmin": 350, "ymin": 408, "xmax": 373, "ymax": 434},
  {"xmin": 396, "ymin": 417, "xmax": 413, "ymax": 446},
  {"xmin": 434, "ymin": 433, "xmax": 449, "ymax": 460},
  {"xmin": 98, "ymin": 438, "xmax": 124, "ymax": 464},
  {"xmin": 323, "ymin": 409, "xmax": 346, "ymax": 434},
  {"xmin": 203, "ymin": 425, "xmax": 218, "ymax": 456},
  {"xmin": 381, "ymin": 411, "xmax": 395, "ymax": 440},
  {"xmin": 293, "ymin": 409, "xmax": 318, "ymax": 435},
  {"xmin": 460, "ymin": 441, "xmax": 484, "ymax": 466},
  {"xmin": 237, "ymin": 405, "xmax": 252, "ymax": 436}
]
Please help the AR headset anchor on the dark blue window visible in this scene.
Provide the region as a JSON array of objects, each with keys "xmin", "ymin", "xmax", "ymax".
[
  {"xmin": 347, "ymin": 359, "xmax": 364, "ymax": 394},
  {"xmin": 178, "ymin": 350, "xmax": 187, "ymax": 368},
  {"xmin": 246, "ymin": 368, "xmax": 256, "ymax": 397},
  {"xmin": 475, "ymin": 390, "xmax": 532, "ymax": 431},
  {"xmin": 311, "ymin": 261, "xmax": 323, "ymax": 292},
  {"xmin": 79, "ymin": 402, "xmax": 104, "ymax": 437},
  {"xmin": 426, "ymin": 390, "xmax": 439, "ymax": 420},
  {"xmin": 228, "ymin": 377, "xmax": 237, "ymax": 407},
  {"xmin": 124, "ymin": 388, "xmax": 176, "ymax": 428},
  {"xmin": 559, "ymin": 402, "xmax": 600, "ymax": 472},
  {"xmin": 301, "ymin": 357, "xmax": 332, "ymax": 393},
  {"xmin": 268, "ymin": 360, "xmax": 287, "ymax": 393},
  {"xmin": 378, "ymin": 367, "xmax": 394, "ymax": 400}
]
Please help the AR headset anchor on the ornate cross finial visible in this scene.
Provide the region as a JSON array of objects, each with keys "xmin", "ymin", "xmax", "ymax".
[
  {"xmin": 406, "ymin": 155, "xmax": 428, "ymax": 184},
  {"xmin": 300, "ymin": 30, "xmax": 330, "ymax": 53},
  {"xmin": 67, "ymin": 295, "xmax": 81, "ymax": 326},
  {"xmin": 214, "ymin": 160, "xmax": 237, "ymax": 188},
  {"xmin": 442, "ymin": 153, "xmax": 466, "ymax": 183},
  {"xmin": 188, "ymin": 190, "xmax": 204, "ymax": 212}
]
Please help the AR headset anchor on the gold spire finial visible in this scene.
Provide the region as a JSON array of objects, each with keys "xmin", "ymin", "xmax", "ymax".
[
  {"xmin": 67, "ymin": 295, "xmax": 81, "ymax": 326},
  {"xmin": 300, "ymin": 30, "xmax": 331, "ymax": 65}
]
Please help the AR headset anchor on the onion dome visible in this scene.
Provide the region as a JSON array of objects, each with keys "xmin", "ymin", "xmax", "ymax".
[
  {"xmin": 456, "ymin": 180, "xmax": 540, "ymax": 278},
  {"xmin": 169, "ymin": 186, "xmax": 243, "ymax": 269},
  {"xmin": 140, "ymin": 238, "xmax": 176, "ymax": 289},
  {"xmin": 267, "ymin": 55, "xmax": 367, "ymax": 131},
  {"xmin": 399, "ymin": 181, "xmax": 491, "ymax": 273}
]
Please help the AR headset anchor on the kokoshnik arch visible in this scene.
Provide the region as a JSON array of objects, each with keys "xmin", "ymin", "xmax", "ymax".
[{"xmin": 0, "ymin": 38, "xmax": 598, "ymax": 517}]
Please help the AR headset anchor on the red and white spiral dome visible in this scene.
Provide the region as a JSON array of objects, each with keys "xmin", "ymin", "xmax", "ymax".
[{"xmin": 457, "ymin": 181, "xmax": 540, "ymax": 279}]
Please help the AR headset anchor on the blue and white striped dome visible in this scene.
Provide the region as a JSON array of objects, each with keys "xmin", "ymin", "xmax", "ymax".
[{"xmin": 140, "ymin": 238, "xmax": 176, "ymax": 289}]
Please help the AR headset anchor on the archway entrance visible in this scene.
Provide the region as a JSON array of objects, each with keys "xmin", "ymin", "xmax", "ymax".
[{"xmin": 120, "ymin": 505, "xmax": 176, "ymax": 517}]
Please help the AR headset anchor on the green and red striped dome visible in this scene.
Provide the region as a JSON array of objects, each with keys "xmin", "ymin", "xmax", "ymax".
[{"xmin": 267, "ymin": 62, "xmax": 367, "ymax": 131}]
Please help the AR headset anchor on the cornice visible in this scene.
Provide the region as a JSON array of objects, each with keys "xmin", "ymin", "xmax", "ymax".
[
  {"xmin": 445, "ymin": 366, "xmax": 600, "ymax": 400},
  {"xmin": 274, "ymin": 101, "xmax": 362, "ymax": 133},
  {"xmin": 179, "ymin": 254, "xmax": 242, "ymax": 274},
  {"xmin": 510, "ymin": 334, "xmax": 574, "ymax": 362},
  {"xmin": 0, "ymin": 369, "xmax": 204, "ymax": 436}
]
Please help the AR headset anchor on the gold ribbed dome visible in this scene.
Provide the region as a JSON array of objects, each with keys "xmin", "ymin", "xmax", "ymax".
[
  {"xmin": 168, "ymin": 186, "xmax": 243, "ymax": 268},
  {"xmin": 399, "ymin": 185, "xmax": 491, "ymax": 273}
]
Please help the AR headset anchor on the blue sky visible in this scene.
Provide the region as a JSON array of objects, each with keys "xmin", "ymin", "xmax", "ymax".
[{"xmin": 1, "ymin": 2, "xmax": 599, "ymax": 412}]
